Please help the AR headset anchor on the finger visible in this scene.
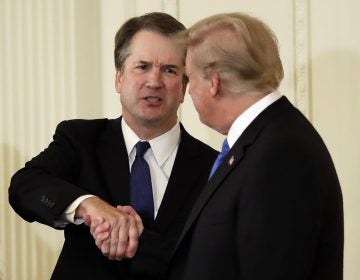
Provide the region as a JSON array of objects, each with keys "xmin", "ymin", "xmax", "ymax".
[
  {"xmin": 93, "ymin": 221, "xmax": 110, "ymax": 237},
  {"xmin": 90, "ymin": 217, "xmax": 104, "ymax": 236},
  {"xmin": 93, "ymin": 225, "xmax": 110, "ymax": 253},
  {"xmin": 132, "ymin": 212, "xmax": 144, "ymax": 235},
  {"xmin": 116, "ymin": 206, "xmax": 143, "ymax": 234},
  {"xmin": 125, "ymin": 221, "xmax": 139, "ymax": 258},
  {"xmin": 117, "ymin": 205, "xmax": 135, "ymax": 215},
  {"xmin": 95, "ymin": 231, "xmax": 109, "ymax": 248},
  {"xmin": 96, "ymin": 231, "xmax": 110, "ymax": 242},
  {"xmin": 125, "ymin": 208, "xmax": 144, "ymax": 235},
  {"xmin": 114, "ymin": 217, "xmax": 130, "ymax": 260},
  {"xmin": 136, "ymin": 221, "xmax": 144, "ymax": 236},
  {"xmin": 83, "ymin": 214, "xmax": 91, "ymax": 227},
  {"xmin": 108, "ymin": 236, "xmax": 117, "ymax": 260},
  {"xmin": 100, "ymin": 239, "xmax": 110, "ymax": 257}
]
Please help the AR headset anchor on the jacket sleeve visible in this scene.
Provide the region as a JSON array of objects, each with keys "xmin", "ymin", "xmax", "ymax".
[{"xmin": 8, "ymin": 120, "xmax": 90, "ymax": 228}]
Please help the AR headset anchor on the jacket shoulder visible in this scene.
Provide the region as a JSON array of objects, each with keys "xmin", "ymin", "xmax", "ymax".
[
  {"xmin": 55, "ymin": 118, "xmax": 121, "ymax": 140},
  {"xmin": 179, "ymin": 125, "xmax": 218, "ymax": 159},
  {"xmin": 57, "ymin": 118, "xmax": 109, "ymax": 132}
]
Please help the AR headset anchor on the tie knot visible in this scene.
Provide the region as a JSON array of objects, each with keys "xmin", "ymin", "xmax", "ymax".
[{"xmin": 135, "ymin": 141, "xmax": 150, "ymax": 157}]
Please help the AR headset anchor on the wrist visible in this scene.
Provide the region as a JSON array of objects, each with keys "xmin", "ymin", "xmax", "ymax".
[{"xmin": 75, "ymin": 196, "xmax": 97, "ymax": 218}]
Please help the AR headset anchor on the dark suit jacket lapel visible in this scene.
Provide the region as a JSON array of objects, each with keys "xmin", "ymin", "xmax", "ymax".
[
  {"xmin": 173, "ymin": 96, "xmax": 294, "ymax": 252},
  {"xmin": 96, "ymin": 117, "xmax": 131, "ymax": 206},
  {"xmin": 154, "ymin": 125, "xmax": 207, "ymax": 231}
]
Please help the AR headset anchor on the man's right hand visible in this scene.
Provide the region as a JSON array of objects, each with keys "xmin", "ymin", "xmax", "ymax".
[{"xmin": 78, "ymin": 197, "xmax": 143, "ymax": 260}]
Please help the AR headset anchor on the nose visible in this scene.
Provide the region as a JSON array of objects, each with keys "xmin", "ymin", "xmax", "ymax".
[{"xmin": 146, "ymin": 68, "xmax": 163, "ymax": 88}]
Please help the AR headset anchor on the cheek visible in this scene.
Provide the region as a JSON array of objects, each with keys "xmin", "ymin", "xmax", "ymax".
[
  {"xmin": 189, "ymin": 82, "xmax": 201, "ymax": 100},
  {"xmin": 189, "ymin": 92, "xmax": 202, "ymax": 110},
  {"xmin": 167, "ymin": 80, "xmax": 185, "ymax": 99},
  {"xmin": 121, "ymin": 73, "xmax": 143, "ymax": 89},
  {"xmin": 168, "ymin": 78, "xmax": 183, "ymax": 90}
]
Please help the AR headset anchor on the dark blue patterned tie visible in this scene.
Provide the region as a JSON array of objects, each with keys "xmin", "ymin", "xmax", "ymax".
[
  {"xmin": 209, "ymin": 138, "xmax": 230, "ymax": 179},
  {"xmin": 130, "ymin": 141, "xmax": 154, "ymax": 227}
]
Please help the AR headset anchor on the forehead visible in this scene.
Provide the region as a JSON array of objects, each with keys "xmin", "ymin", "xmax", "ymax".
[{"xmin": 127, "ymin": 30, "xmax": 184, "ymax": 65}]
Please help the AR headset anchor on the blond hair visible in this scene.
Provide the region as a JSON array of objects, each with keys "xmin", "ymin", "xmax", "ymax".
[{"xmin": 183, "ymin": 13, "xmax": 284, "ymax": 94}]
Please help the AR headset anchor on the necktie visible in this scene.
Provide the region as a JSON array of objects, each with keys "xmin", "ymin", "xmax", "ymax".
[
  {"xmin": 130, "ymin": 141, "xmax": 154, "ymax": 227},
  {"xmin": 209, "ymin": 138, "xmax": 230, "ymax": 179}
]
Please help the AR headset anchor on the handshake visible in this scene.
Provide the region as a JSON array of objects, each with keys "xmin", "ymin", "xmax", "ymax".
[{"xmin": 78, "ymin": 197, "xmax": 144, "ymax": 261}]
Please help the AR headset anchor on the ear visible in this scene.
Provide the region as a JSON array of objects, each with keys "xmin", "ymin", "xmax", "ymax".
[
  {"xmin": 115, "ymin": 70, "xmax": 122, "ymax": 93},
  {"xmin": 209, "ymin": 72, "xmax": 220, "ymax": 97},
  {"xmin": 180, "ymin": 76, "xmax": 187, "ymax": 103}
]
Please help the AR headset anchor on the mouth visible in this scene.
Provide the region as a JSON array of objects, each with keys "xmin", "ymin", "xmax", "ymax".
[{"xmin": 144, "ymin": 96, "xmax": 162, "ymax": 103}]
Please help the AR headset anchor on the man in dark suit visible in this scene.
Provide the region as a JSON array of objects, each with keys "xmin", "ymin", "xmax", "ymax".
[
  {"xmin": 8, "ymin": 12, "xmax": 217, "ymax": 280},
  {"xmin": 167, "ymin": 12, "xmax": 344, "ymax": 280}
]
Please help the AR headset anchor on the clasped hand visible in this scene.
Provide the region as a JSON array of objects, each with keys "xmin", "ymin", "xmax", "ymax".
[{"xmin": 79, "ymin": 197, "xmax": 143, "ymax": 261}]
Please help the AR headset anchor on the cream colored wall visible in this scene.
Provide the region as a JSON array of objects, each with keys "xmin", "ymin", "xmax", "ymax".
[
  {"xmin": 1, "ymin": 0, "xmax": 359, "ymax": 279},
  {"xmin": 310, "ymin": 1, "xmax": 360, "ymax": 278},
  {"xmin": 0, "ymin": 0, "xmax": 102, "ymax": 279}
]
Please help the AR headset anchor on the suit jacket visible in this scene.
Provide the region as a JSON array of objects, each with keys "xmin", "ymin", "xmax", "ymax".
[
  {"xmin": 8, "ymin": 117, "xmax": 217, "ymax": 280},
  {"xmin": 168, "ymin": 96, "xmax": 344, "ymax": 280}
]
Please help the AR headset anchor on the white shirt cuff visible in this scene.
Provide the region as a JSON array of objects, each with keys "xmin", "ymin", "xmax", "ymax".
[{"xmin": 62, "ymin": 194, "xmax": 95, "ymax": 224}]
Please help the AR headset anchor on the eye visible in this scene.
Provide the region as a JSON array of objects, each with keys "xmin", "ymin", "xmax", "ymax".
[
  {"xmin": 135, "ymin": 64, "xmax": 148, "ymax": 70},
  {"xmin": 164, "ymin": 67, "xmax": 177, "ymax": 75}
]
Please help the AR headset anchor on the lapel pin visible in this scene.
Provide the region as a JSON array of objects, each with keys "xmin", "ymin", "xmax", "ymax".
[{"xmin": 228, "ymin": 155, "xmax": 234, "ymax": 166}]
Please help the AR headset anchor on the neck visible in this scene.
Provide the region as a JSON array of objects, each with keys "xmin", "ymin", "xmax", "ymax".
[
  {"xmin": 123, "ymin": 117, "xmax": 177, "ymax": 140},
  {"xmin": 214, "ymin": 91, "xmax": 265, "ymax": 135}
]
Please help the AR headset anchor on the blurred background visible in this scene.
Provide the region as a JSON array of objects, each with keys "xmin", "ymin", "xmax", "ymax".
[{"xmin": 1, "ymin": 0, "xmax": 359, "ymax": 279}]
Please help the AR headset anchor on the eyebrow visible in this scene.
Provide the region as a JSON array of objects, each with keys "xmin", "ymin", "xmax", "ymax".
[{"xmin": 137, "ymin": 60, "xmax": 180, "ymax": 69}]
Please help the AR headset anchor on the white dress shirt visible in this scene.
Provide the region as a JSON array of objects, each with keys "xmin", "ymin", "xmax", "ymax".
[
  {"xmin": 122, "ymin": 119, "xmax": 180, "ymax": 217},
  {"xmin": 227, "ymin": 91, "xmax": 282, "ymax": 148},
  {"xmin": 61, "ymin": 118, "xmax": 180, "ymax": 224}
]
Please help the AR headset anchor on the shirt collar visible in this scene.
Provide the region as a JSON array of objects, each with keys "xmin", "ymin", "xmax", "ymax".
[
  {"xmin": 227, "ymin": 90, "xmax": 282, "ymax": 148},
  {"xmin": 121, "ymin": 118, "xmax": 181, "ymax": 167}
]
